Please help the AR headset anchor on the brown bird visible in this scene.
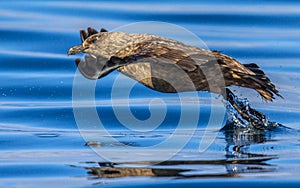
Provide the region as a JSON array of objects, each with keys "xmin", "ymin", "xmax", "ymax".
[{"xmin": 68, "ymin": 27, "xmax": 282, "ymax": 129}]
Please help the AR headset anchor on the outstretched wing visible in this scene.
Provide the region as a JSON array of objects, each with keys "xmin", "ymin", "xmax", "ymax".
[
  {"xmin": 80, "ymin": 27, "xmax": 108, "ymax": 42},
  {"xmin": 77, "ymin": 37, "xmax": 281, "ymax": 100},
  {"xmin": 114, "ymin": 40, "xmax": 214, "ymax": 72},
  {"xmin": 112, "ymin": 40, "xmax": 281, "ymax": 100},
  {"xmin": 75, "ymin": 53, "xmax": 136, "ymax": 80}
]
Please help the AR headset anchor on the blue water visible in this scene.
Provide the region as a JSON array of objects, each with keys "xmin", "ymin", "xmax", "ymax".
[{"xmin": 1, "ymin": 1, "xmax": 300, "ymax": 187}]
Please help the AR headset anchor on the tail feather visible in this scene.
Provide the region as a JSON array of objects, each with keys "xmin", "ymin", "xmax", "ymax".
[{"xmin": 242, "ymin": 63, "xmax": 282, "ymax": 101}]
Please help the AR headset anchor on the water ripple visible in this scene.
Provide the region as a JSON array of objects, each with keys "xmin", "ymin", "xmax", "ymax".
[{"xmin": 1, "ymin": 0, "xmax": 300, "ymax": 186}]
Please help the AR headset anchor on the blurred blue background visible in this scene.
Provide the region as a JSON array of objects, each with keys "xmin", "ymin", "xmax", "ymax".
[{"xmin": 0, "ymin": 1, "xmax": 300, "ymax": 187}]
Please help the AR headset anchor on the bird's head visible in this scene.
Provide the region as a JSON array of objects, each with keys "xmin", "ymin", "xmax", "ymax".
[
  {"xmin": 67, "ymin": 27, "xmax": 108, "ymax": 56},
  {"xmin": 67, "ymin": 44, "xmax": 86, "ymax": 55}
]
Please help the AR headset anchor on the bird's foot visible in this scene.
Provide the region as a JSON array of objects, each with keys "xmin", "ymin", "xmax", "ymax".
[{"xmin": 224, "ymin": 89, "xmax": 279, "ymax": 130}]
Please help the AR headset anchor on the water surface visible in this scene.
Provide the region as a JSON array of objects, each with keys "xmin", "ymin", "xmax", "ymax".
[{"xmin": 1, "ymin": 1, "xmax": 300, "ymax": 187}]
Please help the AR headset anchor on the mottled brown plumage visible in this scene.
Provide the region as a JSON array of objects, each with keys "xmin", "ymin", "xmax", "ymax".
[{"xmin": 68, "ymin": 27, "xmax": 282, "ymax": 129}]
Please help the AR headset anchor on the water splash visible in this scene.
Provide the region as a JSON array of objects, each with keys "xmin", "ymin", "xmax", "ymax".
[{"xmin": 224, "ymin": 92, "xmax": 280, "ymax": 130}]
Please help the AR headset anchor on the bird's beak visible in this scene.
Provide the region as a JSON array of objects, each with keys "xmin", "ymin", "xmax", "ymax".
[{"xmin": 67, "ymin": 44, "xmax": 86, "ymax": 55}]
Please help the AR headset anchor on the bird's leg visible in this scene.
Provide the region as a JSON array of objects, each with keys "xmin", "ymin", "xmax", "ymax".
[
  {"xmin": 222, "ymin": 88, "xmax": 274, "ymax": 130},
  {"xmin": 248, "ymin": 107, "xmax": 265, "ymax": 121},
  {"xmin": 223, "ymin": 88, "xmax": 256, "ymax": 126}
]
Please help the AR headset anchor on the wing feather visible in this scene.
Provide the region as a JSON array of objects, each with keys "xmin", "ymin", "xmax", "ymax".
[{"xmin": 113, "ymin": 40, "xmax": 215, "ymax": 72}]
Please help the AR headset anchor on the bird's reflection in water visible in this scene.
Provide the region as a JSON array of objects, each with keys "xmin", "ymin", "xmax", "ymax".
[
  {"xmin": 85, "ymin": 125, "xmax": 277, "ymax": 179},
  {"xmin": 221, "ymin": 123, "xmax": 277, "ymax": 174}
]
